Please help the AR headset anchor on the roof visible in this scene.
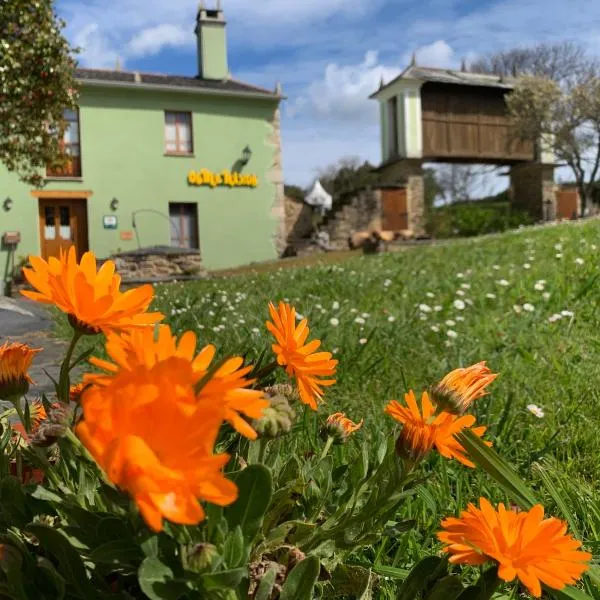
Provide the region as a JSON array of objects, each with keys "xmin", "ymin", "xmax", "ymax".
[
  {"xmin": 75, "ymin": 68, "xmax": 283, "ymax": 100},
  {"xmin": 370, "ymin": 65, "xmax": 516, "ymax": 98}
]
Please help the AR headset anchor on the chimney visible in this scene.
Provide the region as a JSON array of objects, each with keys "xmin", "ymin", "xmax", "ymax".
[{"xmin": 195, "ymin": 1, "xmax": 228, "ymax": 80}]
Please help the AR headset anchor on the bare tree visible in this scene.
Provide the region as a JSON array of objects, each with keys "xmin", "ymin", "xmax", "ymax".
[
  {"xmin": 436, "ymin": 165, "xmax": 498, "ymax": 204},
  {"xmin": 469, "ymin": 41, "xmax": 597, "ymax": 87},
  {"xmin": 507, "ymin": 75, "xmax": 600, "ymax": 216}
]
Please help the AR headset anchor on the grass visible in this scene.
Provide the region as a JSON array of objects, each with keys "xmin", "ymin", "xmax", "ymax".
[{"xmin": 56, "ymin": 218, "xmax": 600, "ymax": 591}]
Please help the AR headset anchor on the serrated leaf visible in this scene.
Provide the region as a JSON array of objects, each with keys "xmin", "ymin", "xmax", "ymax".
[{"xmin": 254, "ymin": 567, "xmax": 278, "ymax": 600}]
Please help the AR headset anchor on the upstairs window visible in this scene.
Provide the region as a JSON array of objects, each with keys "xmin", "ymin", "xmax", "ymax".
[
  {"xmin": 46, "ymin": 108, "xmax": 82, "ymax": 178},
  {"xmin": 165, "ymin": 111, "xmax": 193, "ymax": 155},
  {"xmin": 387, "ymin": 96, "xmax": 399, "ymax": 158}
]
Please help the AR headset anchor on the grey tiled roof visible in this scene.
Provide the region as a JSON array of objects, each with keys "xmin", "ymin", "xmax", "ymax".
[
  {"xmin": 75, "ymin": 68, "xmax": 280, "ymax": 98},
  {"xmin": 371, "ymin": 65, "xmax": 515, "ymax": 98}
]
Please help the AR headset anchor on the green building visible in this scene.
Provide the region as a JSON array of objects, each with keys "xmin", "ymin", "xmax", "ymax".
[{"xmin": 0, "ymin": 3, "xmax": 285, "ymax": 291}]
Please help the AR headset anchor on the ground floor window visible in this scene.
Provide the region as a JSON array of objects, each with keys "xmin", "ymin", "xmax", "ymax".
[{"xmin": 169, "ymin": 202, "xmax": 199, "ymax": 249}]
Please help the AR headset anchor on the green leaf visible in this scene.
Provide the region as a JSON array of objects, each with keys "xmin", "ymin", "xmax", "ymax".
[
  {"xmin": 222, "ymin": 525, "xmax": 247, "ymax": 569},
  {"xmin": 547, "ymin": 586, "xmax": 595, "ymax": 600},
  {"xmin": 331, "ymin": 564, "xmax": 373, "ymax": 599},
  {"xmin": 200, "ymin": 568, "xmax": 247, "ymax": 590},
  {"xmin": 456, "ymin": 430, "xmax": 538, "ymax": 509},
  {"xmin": 254, "ymin": 567, "xmax": 279, "ymax": 600},
  {"xmin": 280, "ymin": 556, "xmax": 320, "ymax": 600},
  {"xmin": 26, "ymin": 524, "xmax": 100, "ymax": 598},
  {"xmin": 424, "ymin": 575, "xmax": 464, "ymax": 600},
  {"xmin": 138, "ymin": 557, "xmax": 188, "ymax": 600},
  {"xmin": 35, "ymin": 557, "xmax": 66, "ymax": 600},
  {"xmin": 396, "ymin": 556, "xmax": 447, "ymax": 600},
  {"xmin": 225, "ymin": 465, "xmax": 272, "ymax": 541},
  {"xmin": 0, "ymin": 477, "xmax": 30, "ymax": 528},
  {"xmin": 89, "ymin": 540, "xmax": 143, "ymax": 567}
]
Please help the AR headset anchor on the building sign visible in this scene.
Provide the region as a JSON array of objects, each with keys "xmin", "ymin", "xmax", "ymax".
[
  {"xmin": 103, "ymin": 215, "xmax": 118, "ymax": 229},
  {"xmin": 187, "ymin": 169, "xmax": 258, "ymax": 188}
]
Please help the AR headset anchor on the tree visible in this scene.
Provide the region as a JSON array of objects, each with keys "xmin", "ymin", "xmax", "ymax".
[
  {"xmin": 506, "ymin": 74, "xmax": 600, "ymax": 216},
  {"xmin": 469, "ymin": 41, "xmax": 596, "ymax": 86},
  {"xmin": 0, "ymin": 0, "xmax": 79, "ymax": 186},
  {"xmin": 316, "ymin": 156, "xmax": 379, "ymax": 199},
  {"xmin": 423, "ymin": 167, "xmax": 442, "ymax": 213}
]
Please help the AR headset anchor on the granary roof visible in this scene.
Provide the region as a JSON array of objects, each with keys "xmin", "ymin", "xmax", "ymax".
[
  {"xmin": 370, "ymin": 65, "xmax": 516, "ymax": 98},
  {"xmin": 75, "ymin": 68, "xmax": 283, "ymax": 100}
]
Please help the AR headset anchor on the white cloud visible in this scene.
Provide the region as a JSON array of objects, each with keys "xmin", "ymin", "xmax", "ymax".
[
  {"xmin": 73, "ymin": 23, "xmax": 120, "ymax": 69},
  {"xmin": 289, "ymin": 51, "xmax": 400, "ymax": 121},
  {"xmin": 412, "ymin": 40, "xmax": 455, "ymax": 68},
  {"xmin": 127, "ymin": 24, "xmax": 190, "ymax": 57}
]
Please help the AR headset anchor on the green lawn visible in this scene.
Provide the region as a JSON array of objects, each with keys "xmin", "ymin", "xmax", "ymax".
[{"xmin": 58, "ymin": 219, "xmax": 600, "ymax": 588}]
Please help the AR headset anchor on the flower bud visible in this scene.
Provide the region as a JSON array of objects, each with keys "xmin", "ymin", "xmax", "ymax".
[
  {"xmin": 395, "ymin": 423, "xmax": 436, "ymax": 465},
  {"xmin": 430, "ymin": 362, "xmax": 498, "ymax": 415},
  {"xmin": 186, "ymin": 543, "xmax": 218, "ymax": 573},
  {"xmin": 253, "ymin": 393, "xmax": 295, "ymax": 439},
  {"xmin": 321, "ymin": 412, "xmax": 363, "ymax": 444}
]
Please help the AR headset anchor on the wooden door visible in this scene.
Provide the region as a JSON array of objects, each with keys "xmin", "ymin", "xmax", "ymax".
[
  {"xmin": 556, "ymin": 189, "xmax": 579, "ymax": 220},
  {"xmin": 38, "ymin": 199, "xmax": 89, "ymax": 260},
  {"xmin": 382, "ymin": 188, "xmax": 408, "ymax": 231}
]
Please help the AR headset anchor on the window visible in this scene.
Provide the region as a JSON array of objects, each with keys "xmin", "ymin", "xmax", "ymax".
[
  {"xmin": 165, "ymin": 111, "xmax": 193, "ymax": 154},
  {"xmin": 47, "ymin": 108, "xmax": 82, "ymax": 177},
  {"xmin": 169, "ymin": 202, "xmax": 199, "ymax": 249},
  {"xmin": 387, "ymin": 96, "xmax": 399, "ymax": 157}
]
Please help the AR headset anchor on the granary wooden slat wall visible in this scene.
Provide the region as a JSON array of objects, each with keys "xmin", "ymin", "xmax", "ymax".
[{"xmin": 421, "ymin": 82, "xmax": 534, "ymax": 163}]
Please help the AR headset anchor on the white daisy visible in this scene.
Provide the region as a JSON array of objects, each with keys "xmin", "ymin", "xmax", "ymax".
[
  {"xmin": 431, "ymin": 325, "xmax": 440, "ymax": 333},
  {"xmin": 453, "ymin": 299, "xmax": 466, "ymax": 310},
  {"xmin": 513, "ymin": 305, "xmax": 523, "ymax": 314},
  {"xmin": 497, "ymin": 279, "xmax": 510, "ymax": 287},
  {"xmin": 446, "ymin": 330, "xmax": 458, "ymax": 339},
  {"xmin": 527, "ymin": 404, "xmax": 545, "ymax": 418},
  {"xmin": 330, "ymin": 317, "xmax": 340, "ymax": 327},
  {"xmin": 575, "ymin": 258, "xmax": 584, "ymax": 265},
  {"xmin": 486, "ymin": 293, "xmax": 496, "ymax": 299},
  {"xmin": 445, "ymin": 319, "xmax": 456, "ymax": 327},
  {"xmin": 523, "ymin": 303, "xmax": 535, "ymax": 312},
  {"xmin": 359, "ymin": 338, "xmax": 368, "ymax": 345}
]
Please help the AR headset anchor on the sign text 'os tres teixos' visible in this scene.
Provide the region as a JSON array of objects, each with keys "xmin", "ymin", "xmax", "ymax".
[{"xmin": 187, "ymin": 169, "xmax": 258, "ymax": 189}]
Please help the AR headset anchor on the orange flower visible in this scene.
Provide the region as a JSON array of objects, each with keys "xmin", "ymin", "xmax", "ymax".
[
  {"xmin": 76, "ymin": 357, "xmax": 237, "ymax": 532},
  {"xmin": 69, "ymin": 383, "xmax": 89, "ymax": 402},
  {"xmin": 384, "ymin": 390, "xmax": 490, "ymax": 467},
  {"xmin": 0, "ymin": 342, "xmax": 41, "ymax": 399},
  {"xmin": 86, "ymin": 325, "xmax": 268, "ymax": 440},
  {"xmin": 431, "ymin": 362, "xmax": 498, "ymax": 415},
  {"xmin": 11, "ymin": 399, "xmax": 54, "ymax": 441},
  {"xmin": 325, "ymin": 412, "xmax": 363, "ymax": 442},
  {"xmin": 266, "ymin": 302, "xmax": 337, "ymax": 410},
  {"xmin": 437, "ymin": 498, "xmax": 591, "ymax": 597},
  {"xmin": 21, "ymin": 247, "xmax": 163, "ymax": 335}
]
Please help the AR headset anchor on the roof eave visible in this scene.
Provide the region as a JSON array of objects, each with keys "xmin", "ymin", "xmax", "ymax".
[{"xmin": 77, "ymin": 77, "xmax": 285, "ymax": 101}]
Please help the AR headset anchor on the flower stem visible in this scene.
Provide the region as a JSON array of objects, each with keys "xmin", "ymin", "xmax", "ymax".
[
  {"xmin": 257, "ymin": 438, "xmax": 269, "ymax": 464},
  {"xmin": 58, "ymin": 331, "xmax": 83, "ymax": 402},
  {"xmin": 320, "ymin": 436, "xmax": 334, "ymax": 460}
]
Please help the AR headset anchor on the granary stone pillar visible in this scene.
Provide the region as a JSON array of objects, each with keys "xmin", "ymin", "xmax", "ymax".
[
  {"xmin": 378, "ymin": 159, "xmax": 425, "ymax": 234},
  {"xmin": 510, "ymin": 163, "xmax": 556, "ymax": 222},
  {"xmin": 268, "ymin": 102, "xmax": 287, "ymax": 256}
]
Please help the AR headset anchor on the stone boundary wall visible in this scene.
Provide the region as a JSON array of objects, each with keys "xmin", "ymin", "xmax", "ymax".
[{"xmin": 110, "ymin": 246, "xmax": 206, "ymax": 281}]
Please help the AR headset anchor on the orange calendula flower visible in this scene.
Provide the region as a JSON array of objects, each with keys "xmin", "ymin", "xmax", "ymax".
[
  {"xmin": 437, "ymin": 498, "xmax": 592, "ymax": 597},
  {"xmin": 76, "ymin": 357, "xmax": 238, "ymax": 532},
  {"xmin": 0, "ymin": 342, "xmax": 41, "ymax": 400},
  {"xmin": 85, "ymin": 325, "xmax": 268, "ymax": 440},
  {"xmin": 325, "ymin": 412, "xmax": 363, "ymax": 442},
  {"xmin": 431, "ymin": 361, "xmax": 498, "ymax": 415},
  {"xmin": 385, "ymin": 390, "xmax": 490, "ymax": 467},
  {"xmin": 21, "ymin": 247, "xmax": 163, "ymax": 335},
  {"xmin": 69, "ymin": 383, "xmax": 89, "ymax": 403},
  {"xmin": 266, "ymin": 302, "xmax": 337, "ymax": 410}
]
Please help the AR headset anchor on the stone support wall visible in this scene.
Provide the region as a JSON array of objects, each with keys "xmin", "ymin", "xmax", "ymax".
[
  {"xmin": 378, "ymin": 159, "xmax": 425, "ymax": 235},
  {"xmin": 111, "ymin": 247, "xmax": 206, "ymax": 281},
  {"xmin": 267, "ymin": 105, "xmax": 287, "ymax": 257},
  {"xmin": 510, "ymin": 163, "xmax": 555, "ymax": 221}
]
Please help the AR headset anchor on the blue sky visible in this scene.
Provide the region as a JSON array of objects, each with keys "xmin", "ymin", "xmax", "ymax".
[{"xmin": 57, "ymin": 0, "xmax": 600, "ymax": 188}]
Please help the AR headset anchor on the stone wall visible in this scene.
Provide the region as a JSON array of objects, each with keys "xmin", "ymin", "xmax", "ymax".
[
  {"xmin": 267, "ymin": 104, "xmax": 287, "ymax": 257},
  {"xmin": 285, "ymin": 196, "xmax": 314, "ymax": 244},
  {"xmin": 323, "ymin": 188, "xmax": 382, "ymax": 250},
  {"xmin": 111, "ymin": 246, "xmax": 206, "ymax": 281},
  {"xmin": 510, "ymin": 163, "xmax": 555, "ymax": 221}
]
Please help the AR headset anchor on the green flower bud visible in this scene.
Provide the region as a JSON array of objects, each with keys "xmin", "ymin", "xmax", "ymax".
[
  {"xmin": 186, "ymin": 543, "xmax": 219, "ymax": 573},
  {"xmin": 253, "ymin": 393, "xmax": 295, "ymax": 439}
]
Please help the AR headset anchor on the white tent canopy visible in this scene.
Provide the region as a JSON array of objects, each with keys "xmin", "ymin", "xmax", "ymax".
[{"xmin": 304, "ymin": 179, "xmax": 333, "ymax": 212}]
